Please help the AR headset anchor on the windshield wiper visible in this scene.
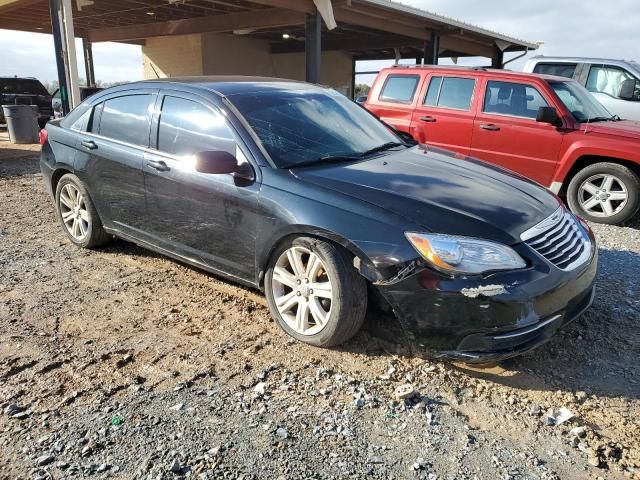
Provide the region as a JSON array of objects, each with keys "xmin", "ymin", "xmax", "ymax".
[
  {"xmin": 288, "ymin": 142, "xmax": 407, "ymax": 169},
  {"xmin": 360, "ymin": 141, "xmax": 407, "ymax": 157},
  {"xmin": 289, "ymin": 154, "xmax": 363, "ymax": 168},
  {"xmin": 585, "ymin": 116, "xmax": 614, "ymax": 123}
]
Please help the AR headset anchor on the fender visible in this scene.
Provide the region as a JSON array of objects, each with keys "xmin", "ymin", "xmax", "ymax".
[
  {"xmin": 551, "ymin": 135, "xmax": 640, "ymax": 186},
  {"xmin": 256, "ymin": 224, "xmax": 388, "ymax": 287}
]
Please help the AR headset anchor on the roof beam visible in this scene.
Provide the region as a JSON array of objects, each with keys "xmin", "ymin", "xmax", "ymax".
[
  {"xmin": 87, "ymin": 7, "xmax": 305, "ymax": 43},
  {"xmin": 272, "ymin": 34, "xmax": 420, "ymax": 54},
  {"xmin": 332, "ymin": 8, "xmax": 430, "ymax": 40},
  {"xmin": 439, "ymin": 35, "xmax": 494, "ymax": 58},
  {"xmin": 244, "ymin": 0, "xmax": 315, "ymax": 13}
]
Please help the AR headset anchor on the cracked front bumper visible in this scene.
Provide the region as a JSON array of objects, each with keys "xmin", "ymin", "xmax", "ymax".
[{"xmin": 375, "ymin": 241, "xmax": 598, "ymax": 362}]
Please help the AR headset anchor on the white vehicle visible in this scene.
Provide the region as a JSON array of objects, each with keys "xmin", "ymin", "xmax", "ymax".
[{"xmin": 524, "ymin": 56, "xmax": 640, "ymax": 121}]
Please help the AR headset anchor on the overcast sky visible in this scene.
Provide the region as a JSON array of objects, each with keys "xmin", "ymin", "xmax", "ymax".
[{"xmin": 1, "ymin": 0, "xmax": 638, "ymax": 85}]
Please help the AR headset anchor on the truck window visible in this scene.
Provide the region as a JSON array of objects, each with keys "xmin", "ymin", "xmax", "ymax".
[
  {"xmin": 483, "ymin": 81, "xmax": 549, "ymax": 119},
  {"xmin": 586, "ymin": 65, "xmax": 637, "ymax": 98},
  {"xmin": 532, "ymin": 62, "xmax": 577, "ymax": 78},
  {"xmin": 424, "ymin": 76, "xmax": 475, "ymax": 111},
  {"xmin": 379, "ymin": 75, "xmax": 420, "ymax": 103}
]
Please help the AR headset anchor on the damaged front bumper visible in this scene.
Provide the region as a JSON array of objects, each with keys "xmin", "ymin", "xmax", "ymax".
[{"xmin": 374, "ymin": 241, "xmax": 598, "ymax": 363}]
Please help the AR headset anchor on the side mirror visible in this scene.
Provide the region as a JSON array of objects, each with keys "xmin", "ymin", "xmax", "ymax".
[
  {"xmin": 194, "ymin": 150, "xmax": 254, "ymax": 180},
  {"xmin": 536, "ymin": 106, "xmax": 562, "ymax": 127},
  {"xmin": 619, "ymin": 78, "xmax": 637, "ymax": 101}
]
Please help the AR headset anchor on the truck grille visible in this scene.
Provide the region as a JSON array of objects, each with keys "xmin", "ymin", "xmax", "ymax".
[{"xmin": 521, "ymin": 207, "xmax": 592, "ymax": 270}]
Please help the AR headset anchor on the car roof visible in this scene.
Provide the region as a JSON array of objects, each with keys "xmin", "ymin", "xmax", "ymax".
[
  {"xmin": 379, "ymin": 65, "xmax": 572, "ymax": 83},
  {"xmin": 528, "ymin": 55, "xmax": 638, "ymax": 67},
  {"xmin": 122, "ymin": 76, "xmax": 319, "ymax": 97}
]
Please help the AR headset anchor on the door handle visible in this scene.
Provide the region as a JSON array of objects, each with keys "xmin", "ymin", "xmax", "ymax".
[
  {"xmin": 81, "ymin": 139, "xmax": 97, "ymax": 150},
  {"xmin": 146, "ymin": 159, "xmax": 170, "ymax": 172},
  {"xmin": 479, "ymin": 124, "xmax": 500, "ymax": 131},
  {"xmin": 419, "ymin": 116, "xmax": 437, "ymax": 122}
]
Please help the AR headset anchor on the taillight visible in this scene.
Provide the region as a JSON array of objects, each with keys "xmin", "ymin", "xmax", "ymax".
[{"xmin": 39, "ymin": 129, "xmax": 48, "ymax": 146}]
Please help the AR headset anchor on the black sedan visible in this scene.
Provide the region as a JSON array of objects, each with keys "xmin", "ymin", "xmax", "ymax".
[{"xmin": 40, "ymin": 77, "xmax": 597, "ymax": 361}]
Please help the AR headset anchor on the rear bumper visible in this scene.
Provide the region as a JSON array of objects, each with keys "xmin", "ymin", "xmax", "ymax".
[{"xmin": 375, "ymin": 236, "xmax": 598, "ymax": 362}]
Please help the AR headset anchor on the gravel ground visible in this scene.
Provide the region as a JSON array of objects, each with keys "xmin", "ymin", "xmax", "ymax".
[{"xmin": 1, "ymin": 136, "xmax": 639, "ymax": 479}]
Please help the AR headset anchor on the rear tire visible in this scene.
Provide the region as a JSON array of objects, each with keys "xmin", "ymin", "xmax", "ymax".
[
  {"xmin": 55, "ymin": 173, "xmax": 111, "ymax": 248},
  {"xmin": 265, "ymin": 236, "xmax": 368, "ymax": 347},
  {"xmin": 566, "ymin": 162, "xmax": 639, "ymax": 224}
]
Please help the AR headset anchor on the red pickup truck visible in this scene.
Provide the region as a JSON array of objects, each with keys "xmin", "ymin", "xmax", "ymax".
[{"xmin": 365, "ymin": 66, "xmax": 640, "ymax": 225}]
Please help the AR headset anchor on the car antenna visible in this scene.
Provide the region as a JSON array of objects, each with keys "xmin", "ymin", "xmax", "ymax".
[
  {"xmin": 584, "ymin": 115, "xmax": 591, "ymax": 135},
  {"xmin": 150, "ymin": 63, "xmax": 161, "ymax": 79}
]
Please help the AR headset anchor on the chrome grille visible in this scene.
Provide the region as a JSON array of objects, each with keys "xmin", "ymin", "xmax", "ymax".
[{"xmin": 521, "ymin": 207, "xmax": 591, "ymax": 270}]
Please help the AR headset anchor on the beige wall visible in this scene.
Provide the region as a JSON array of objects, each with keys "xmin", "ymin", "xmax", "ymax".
[
  {"xmin": 142, "ymin": 33, "xmax": 354, "ymax": 96},
  {"xmin": 142, "ymin": 34, "xmax": 203, "ymax": 78}
]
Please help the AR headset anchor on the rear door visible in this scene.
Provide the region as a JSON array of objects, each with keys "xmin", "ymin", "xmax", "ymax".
[
  {"xmin": 143, "ymin": 91, "xmax": 260, "ymax": 280},
  {"xmin": 77, "ymin": 90, "xmax": 155, "ymax": 236},
  {"xmin": 410, "ymin": 74, "xmax": 477, "ymax": 154},
  {"xmin": 470, "ymin": 79, "xmax": 564, "ymax": 185}
]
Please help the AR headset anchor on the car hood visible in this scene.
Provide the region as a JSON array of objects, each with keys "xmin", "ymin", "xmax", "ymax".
[
  {"xmin": 293, "ymin": 146, "xmax": 559, "ymax": 245},
  {"xmin": 582, "ymin": 119, "xmax": 640, "ymax": 141}
]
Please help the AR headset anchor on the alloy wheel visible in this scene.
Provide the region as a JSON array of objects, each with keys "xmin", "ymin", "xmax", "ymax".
[
  {"xmin": 59, "ymin": 183, "xmax": 90, "ymax": 241},
  {"xmin": 271, "ymin": 246, "xmax": 333, "ymax": 336},
  {"xmin": 578, "ymin": 174, "xmax": 628, "ymax": 217}
]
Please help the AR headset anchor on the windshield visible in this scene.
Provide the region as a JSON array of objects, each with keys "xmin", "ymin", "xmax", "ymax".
[
  {"xmin": 550, "ymin": 81, "xmax": 612, "ymax": 122},
  {"xmin": 227, "ymin": 87, "xmax": 401, "ymax": 168},
  {"xmin": 0, "ymin": 78, "xmax": 49, "ymax": 96}
]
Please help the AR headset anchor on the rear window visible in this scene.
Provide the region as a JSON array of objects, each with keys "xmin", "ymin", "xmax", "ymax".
[
  {"xmin": 0, "ymin": 78, "xmax": 49, "ymax": 96},
  {"xmin": 98, "ymin": 94, "xmax": 153, "ymax": 147},
  {"xmin": 424, "ymin": 76, "xmax": 475, "ymax": 111},
  {"xmin": 379, "ymin": 75, "xmax": 420, "ymax": 103},
  {"xmin": 532, "ymin": 63, "xmax": 577, "ymax": 79}
]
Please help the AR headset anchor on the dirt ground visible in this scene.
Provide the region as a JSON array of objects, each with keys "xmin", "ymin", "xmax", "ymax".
[{"xmin": 0, "ymin": 131, "xmax": 638, "ymax": 479}]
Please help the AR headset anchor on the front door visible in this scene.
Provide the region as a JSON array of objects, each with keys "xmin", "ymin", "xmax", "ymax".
[
  {"xmin": 143, "ymin": 93, "xmax": 260, "ymax": 281},
  {"xmin": 470, "ymin": 80, "xmax": 564, "ymax": 186},
  {"xmin": 410, "ymin": 74, "xmax": 477, "ymax": 155}
]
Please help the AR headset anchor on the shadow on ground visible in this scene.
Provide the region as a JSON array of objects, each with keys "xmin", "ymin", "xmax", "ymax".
[{"xmin": 349, "ymin": 248, "xmax": 640, "ymax": 402}]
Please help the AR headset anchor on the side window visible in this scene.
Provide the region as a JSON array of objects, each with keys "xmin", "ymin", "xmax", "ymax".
[
  {"xmin": 586, "ymin": 65, "xmax": 636, "ymax": 98},
  {"xmin": 98, "ymin": 94, "xmax": 153, "ymax": 147},
  {"xmin": 533, "ymin": 63, "xmax": 577, "ymax": 78},
  {"xmin": 424, "ymin": 76, "xmax": 442, "ymax": 106},
  {"xmin": 483, "ymin": 81, "xmax": 549, "ymax": 119},
  {"xmin": 157, "ymin": 96, "xmax": 236, "ymax": 156},
  {"xmin": 424, "ymin": 76, "xmax": 475, "ymax": 111},
  {"xmin": 379, "ymin": 75, "xmax": 420, "ymax": 103},
  {"xmin": 69, "ymin": 107, "xmax": 92, "ymax": 131}
]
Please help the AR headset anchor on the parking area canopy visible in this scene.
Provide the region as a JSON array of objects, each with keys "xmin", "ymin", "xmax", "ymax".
[{"xmin": 0, "ymin": 0, "xmax": 536, "ymax": 61}]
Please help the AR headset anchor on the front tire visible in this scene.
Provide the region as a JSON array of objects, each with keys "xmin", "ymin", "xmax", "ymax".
[
  {"xmin": 566, "ymin": 162, "xmax": 640, "ymax": 224},
  {"xmin": 55, "ymin": 173, "xmax": 111, "ymax": 248},
  {"xmin": 265, "ymin": 237, "xmax": 368, "ymax": 347}
]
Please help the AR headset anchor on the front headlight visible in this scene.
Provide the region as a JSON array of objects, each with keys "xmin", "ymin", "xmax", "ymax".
[{"xmin": 405, "ymin": 232, "xmax": 526, "ymax": 275}]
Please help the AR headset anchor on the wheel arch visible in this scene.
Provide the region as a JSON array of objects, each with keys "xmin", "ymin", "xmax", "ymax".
[
  {"xmin": 51, "ymin": 167, "xmax": 74, "ymax": 194},
  {"xmin": 557, "ymin": 155, "xmax": 640, "ymax": 196},
  {"xmin": 257, "ymin": 226, "xmax": 379, "ymax": 289}
]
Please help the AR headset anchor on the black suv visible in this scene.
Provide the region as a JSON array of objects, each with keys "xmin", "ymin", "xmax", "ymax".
[{"xmin": 0, "ymin": 77, "xmax": 53, "ymax": 128}]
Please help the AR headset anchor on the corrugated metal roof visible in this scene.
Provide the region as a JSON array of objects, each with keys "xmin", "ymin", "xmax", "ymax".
[{"xmin": 359, "ymin": 0, "xmax": 538, "ymax": 50}]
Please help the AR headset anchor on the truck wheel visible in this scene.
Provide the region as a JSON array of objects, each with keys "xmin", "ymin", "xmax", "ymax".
[
  {"xmin": 567, "ymin": 162, "xmax": 640, "ymax": 225},
  {"xmin": 265, "ymin": 237, "xmax": 368, "ymax": 347}
]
